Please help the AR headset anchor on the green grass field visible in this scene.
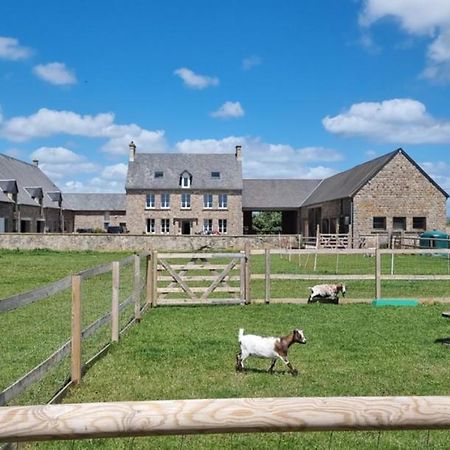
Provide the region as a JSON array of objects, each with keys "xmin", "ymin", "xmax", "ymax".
[
  {"xmin": 2, "ymin": 250, "xmax": 450, "ymax": 449},
  {"xmin": 28, "ymin": 303, "xmax": 450, "ymax": 449}
]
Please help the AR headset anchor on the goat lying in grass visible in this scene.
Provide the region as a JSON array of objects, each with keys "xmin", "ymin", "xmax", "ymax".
[
  {"xmin": 236, "ymin": 328, "xmax": 306, "ymax": 376},
  {"xmin": 307, "ymin": 283, "xmax": 346, "ymax": 304}
]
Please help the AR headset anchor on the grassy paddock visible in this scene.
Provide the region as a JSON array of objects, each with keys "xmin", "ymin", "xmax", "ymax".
[{"xmin": 29, "ymin": 303, "xmax": 450, "ymax": 449}]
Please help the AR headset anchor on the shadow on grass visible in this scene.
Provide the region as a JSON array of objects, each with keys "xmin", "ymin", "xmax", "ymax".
[
  {"xmin": 236, "ymin": 368, "xmax": 296, "ymax": 376},
  {"xmin": 434, "ymin": 337, "xmax": 450, "ymax": 345}
]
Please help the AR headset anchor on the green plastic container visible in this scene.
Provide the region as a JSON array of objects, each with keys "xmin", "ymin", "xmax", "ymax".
[{"xmin": 419, "ymin": 230, "xmax": 449, "ymax": 249}]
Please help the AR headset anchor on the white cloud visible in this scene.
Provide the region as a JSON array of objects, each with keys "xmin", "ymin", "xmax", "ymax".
[
  {"xmin": 420, "ymin": 160, "xmax": 450, "ymax": 198},
  {"xmin": 33, "ymin": 62, "xmax": 77, "ymax": 85},
  {"xmin": 174, "ymin": 67, "xmax": 219, "ymax": 89},
  {"xmin": 175, "ymin": 136, "xmax": 341, "ymax": 178},
  {"xmin": 0, "ymin": 108, "xmax": 167, "ymax": 155},
  {"xmin": 30, "ymin": 146, "xmax": 99, "ymax": 180},
  {"xmin": 211, "ymin": 101, "xmax": 245, "ymax": 119},
  {"xmin": 359, "ymin": 0, "xmax": 450, "ymax": 82},
  {"xmin": 242, "ymin": 55, "xmax": 262, "ymax": 70},
  {"xmin": 101, "ymin": 163, "xmax": 128, "ymax": 180},
  {"xmin": 63, "ymin": 178, "xmax": 125, "ymax": 193},
  {"xmin": 0, "ymin": 36, "xmax": 32, "ymax": 60},
  {"xmin": 323, "ymin": 98, "xmax": 450, "ymax": 144}
]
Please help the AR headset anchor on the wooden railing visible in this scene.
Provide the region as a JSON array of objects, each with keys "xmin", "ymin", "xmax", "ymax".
[{"xmin": 1, "ymin": 396, "xmax": 450, "ymax": 442}]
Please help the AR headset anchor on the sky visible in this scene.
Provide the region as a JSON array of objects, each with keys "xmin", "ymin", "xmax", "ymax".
[{"xmin": 0, "ymin": 0, "xmax": 449, "ymax": 213}]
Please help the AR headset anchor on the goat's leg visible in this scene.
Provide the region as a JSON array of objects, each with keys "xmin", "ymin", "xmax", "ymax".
[
  {"xmin": 278, "ymin": 355, "xmax": 298, "ymax": 376},
  {"xmin": 268, "ymin": 358, "xmax": 277, "ymax": 373},
  {"xmin": 236, "ymin": 348, "xmax": 248, "ymax": 371}
]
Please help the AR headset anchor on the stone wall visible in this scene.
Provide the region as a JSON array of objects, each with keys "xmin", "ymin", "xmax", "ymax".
[
  {"xmin": 353, "ymin": 152, "xmax": 447, "ymax": 241},
  {"xmin": 0, "ymin": 233, "xmax": 297, "ymax": 252},
  {"xmin": 126, "ymin": 190, "xmax": 243, "ymax": 235},
  {"xmin": 72, "ymin": 211, "xmax": 127, "ymax": 231}
]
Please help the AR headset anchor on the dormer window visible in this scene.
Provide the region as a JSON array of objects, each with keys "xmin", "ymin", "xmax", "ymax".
[
  {"xmin": 155, "ymin": 171, "xmax": 164, "ymax": 178},
  {"xmin": 211, "ymin": 171, "xmax": 221, "ymax": 179},
  {"xmin": 179, "ymin": 171, "xmax": 192, "ymax": 189}
]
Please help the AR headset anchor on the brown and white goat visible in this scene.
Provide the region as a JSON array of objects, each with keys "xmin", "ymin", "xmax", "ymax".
[
  {"xmin": 307, "ymin": 283, "xmax": 346, "ymax": 304},
  {"xmin": 236, "ymin": 328, "xmax": 306, "ymax": 376}
]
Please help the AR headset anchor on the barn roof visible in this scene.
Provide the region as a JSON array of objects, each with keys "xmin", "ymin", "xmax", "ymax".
[
  {"xmin": 242, "ymin": 179, "xmax": 321, "ymax": 209},
  {"xmin": 0, "ymin": 154, "xmax": 62, "ymax": 208},
  {"xmin": 63, "ymin": 193, "xmax": 126, "ymax": 211}
]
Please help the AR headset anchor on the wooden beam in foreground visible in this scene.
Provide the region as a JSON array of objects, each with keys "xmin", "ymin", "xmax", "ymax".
[{"xmin": 1, "ymin": 396, "xmax": 450, "ymax": 442}]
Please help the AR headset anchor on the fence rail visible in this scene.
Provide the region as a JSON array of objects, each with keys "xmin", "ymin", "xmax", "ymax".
[{"xmin": 1, "ymin": 396, "xmax": 450, "ymax": 442}]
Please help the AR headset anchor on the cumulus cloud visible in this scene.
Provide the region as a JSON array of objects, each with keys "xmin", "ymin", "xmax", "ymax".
[
  {"xmin": 242, "ymin": 55, "xmax": 262, "ymax": 70},
  {"xmin": 359, "ymin": 0, "xmax": 450, "ymax": 82},
  {"xmin": 175, "ymin": 136, "xmax": 341, "ymax": 178},
  {"xmin": 420, "ymin": 160, "xmax": 450, "ymax": 195},
  {"xmin": 0, "ymin": 108, "xmax": 167, "ymax": 155},
  {"xmin": 323, "ymin": 98, "xmax": 450, "ymax": 144},
  {"xmin": 174, "ymin": 67, "xmax": 219, "ymax": 89},
  {"xmin": 0, "ymin": 36, "xmax": 32, "ymax": 60},
  {"xmin": 33, "ymin": 62, "xmax": 77, "ymax": 85},
  {"xmin": 30, "ymin": 146, "xmax": 99, "ymax": 180},
  {"xmin": 210, "ymin": 101, "xmax": 245, "ymax": 119}
]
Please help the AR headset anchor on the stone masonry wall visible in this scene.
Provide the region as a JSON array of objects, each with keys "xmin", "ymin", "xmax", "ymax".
[
  {"xmin": 353, "ymin": 152, "xmax": 447, "ymax": 240},
  {"xmin": 126, "ymin": 190, "xmax": 243, "ymax": 235}
]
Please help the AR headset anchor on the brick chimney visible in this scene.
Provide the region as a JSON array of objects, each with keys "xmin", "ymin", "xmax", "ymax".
[
  {"xmin": 32, "ymin": 159, "xmax": 39, "ymax": 167},
  {"xmin": 129, "ymin": 141, "xmax": 136, "ymax": 162},
  {"xmin": 235, "ymin": 145, "xmax": 242, "ymax": 161}
]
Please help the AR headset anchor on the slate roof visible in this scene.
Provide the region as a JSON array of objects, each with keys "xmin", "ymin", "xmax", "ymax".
[
  {"xmin": 0, "ymin": 154, "xmax": 62, "ymax": 208},
  {"xmin": 126, "ymin": 153, "xmax": 243, "ymax": 191},
  {"xmin": 63, "ymin": 193, "xmax": 126, "ymax": 211},
  {"xmin": 242, "ymin": 179, "xmax": 321, "ymax": 209},
  {"xmin": 303, "ymin": 148, "xmax": 448, "ymax": 206}
]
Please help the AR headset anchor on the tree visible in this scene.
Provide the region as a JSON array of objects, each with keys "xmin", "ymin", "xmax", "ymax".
[{"xmin": 252, "ymin": 211, "xmax": 282, "ymax": 234}]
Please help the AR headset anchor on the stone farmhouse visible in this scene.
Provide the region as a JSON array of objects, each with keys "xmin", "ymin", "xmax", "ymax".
[
  {"xmin": 0, "ymin": 146, "xmax": 448, "ymax": 242},
  {"xmin": 0, "ymin": 154, "xmax": 63, "ymax": 233}
]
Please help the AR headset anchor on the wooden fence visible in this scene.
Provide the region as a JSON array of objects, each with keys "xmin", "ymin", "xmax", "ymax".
[
  {"xmin": 1, "ymin": 396, "xmax": 450, "ymax": 442},
  {"xmin": 252, "ymin": 247, "xmax": 450, "ymax": 304},
  {"xmin": 0, "ymin": 253, "xmax": 151, "ymax": 406}
]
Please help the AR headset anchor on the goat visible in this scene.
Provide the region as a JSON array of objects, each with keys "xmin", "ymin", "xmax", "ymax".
[
  {"xmin": 236, "ymin": 328, "xmax": 306, "ymax": 376},
  {"xmin": 308, "ymin": 283, "xmax": 346, "ymax": 304}
]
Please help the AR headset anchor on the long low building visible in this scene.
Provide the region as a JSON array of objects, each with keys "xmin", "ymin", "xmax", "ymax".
[{"xmin": 0, "ymin": 146, "xmax": 448, "ymax": 241}]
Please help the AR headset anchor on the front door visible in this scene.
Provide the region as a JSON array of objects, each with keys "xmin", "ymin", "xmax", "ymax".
[{"xmin": 181, "ymin": 220, "xmax": 191, "ymax": 235}]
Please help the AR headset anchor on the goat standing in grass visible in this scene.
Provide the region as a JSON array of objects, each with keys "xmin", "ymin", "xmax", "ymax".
[
  {"xmin": 307, "ymin": 283, "xmax": 346, "ymax": 304},
  {"xmin": 236, "ymin": 328, "xmax": 306, "ymax": 376}
]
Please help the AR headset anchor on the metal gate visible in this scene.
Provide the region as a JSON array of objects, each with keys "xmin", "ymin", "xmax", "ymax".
[{"xmin": 149, "ymin": 252, "xmax": 248, "ymax": 306}]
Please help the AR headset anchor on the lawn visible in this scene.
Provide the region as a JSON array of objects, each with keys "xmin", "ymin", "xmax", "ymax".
[{"xmin": 27, "ymin": 303, "xmax": 450, "ymax": 450}]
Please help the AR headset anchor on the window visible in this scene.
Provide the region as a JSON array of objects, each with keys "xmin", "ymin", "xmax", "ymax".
[
  {"xmin": 181, "ymin": 193, "xmax": 191, "ymax": 209},
  {"xmin": 203, "ymin": 219, "xmax": 213, "ymax": 234},
  {"xmin": 413, "ymin": 217, "xmax": 426, "ymax": 230},
  {"xmin": 218, "ymin": 193, "xmax": 228, "ymax": 209},
  {"xmin": 211, "ymin": 171, "xmax": 221, "ymax": 179},
  {"xmin": 218, "ymin": 219, "xmax": 227, "ymax": 234},
  {"xmin": 146, "ymin": 193, "xmax": 155, "ymax": 208},
  {"xmin": 180, "ymin": 171, "xmax": 192, "ymax": 188},
  {"xmin": 161, "ymin": 193, "xmax": 170, "ymax": 209},
  {"xmin": 161, "ymin": 218, "xmax": 170, "ymax": 234},
  {"xmin": 373, "ymin": 217, "xmax": 386, "ymax": 230},
  {"xmin": 393, "ymin": 217, "xmax": 406, "ymax": 231},
  {"xmin": 155, "ymin": 171, "xmax": 164, "ymax": 178},
  {"xmin": 203, "ymin": 193, "xmax": 213, "ymax": 209},
  {"xmin": 146, "ymin": 218, "xmax": 155, "ymax": 234}
]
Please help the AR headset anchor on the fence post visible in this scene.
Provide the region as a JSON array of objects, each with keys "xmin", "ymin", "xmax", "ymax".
[
  {"xmin": 71, "ymin": 275, "xmax": 82, "ymax": 385},
  {"xmin": 146, "ymin": 253, "xmax": 152, "ymax": 306},
  {"xmin": 133, "ymin": 254, "xmax": 141, "ymax": 322},
  {"xmin": 151, "ymin": 251, "xmax": 158, "ymax": 307},
  {"xmin": 265, "ymin": 247, "xmax": 271, "ymax": 304},
  {"xmin": 245, "ymin": 242, "xmax": 251, "ymax": 304},
  {"xmin": 111, "ymin": 261, "xmax": 120, "ymax": 343},
  {"xmin": 375, "ymin": 240, "xmax": 381, "ymax": 300}
]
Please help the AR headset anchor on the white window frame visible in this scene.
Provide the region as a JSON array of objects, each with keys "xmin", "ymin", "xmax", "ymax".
[
  {"xmin": 181, "ymin": 193, "xmax": 191, "ymax": 209},
  {"xmin": 203, "ymin": 193, "xmax": 213, "ymax": 209},
  {"xmin": 203, "ymin": 219, "xmax": 213, "ymax": 234},
  {"xmin": 146, "ymin": 193, "xmax": 155, "ymax": 209},
  {"xmin": 181, "ymin": 175, "xmax": 191, "ymax": 188},
  {"xmin": 218, "ymin": 193, "xmax": 228, "ymax": 209},
  {"xmin": 161, "ymin": 218, "xmax": 170, "ymax": 234},
  {"xmin": 146, "ymin": 218, "xmax": 155, "ymax": 234},
  {"xmin": 218, "ymin": 219, "xmax": 227, "ymax": 234},
  {"xmin": 161, "ymin": 193, "xmax": 170, "ymax": 209}
]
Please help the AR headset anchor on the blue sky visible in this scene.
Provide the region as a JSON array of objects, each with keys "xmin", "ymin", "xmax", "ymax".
[{"xmin": 0, "ymin": 0, "xmax": 449, "ymax": 211}]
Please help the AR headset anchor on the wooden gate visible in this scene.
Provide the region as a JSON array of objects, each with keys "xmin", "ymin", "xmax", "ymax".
[{"xmin": 149, "ymin": 252, "xmax": 248, "ymax": 306}]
